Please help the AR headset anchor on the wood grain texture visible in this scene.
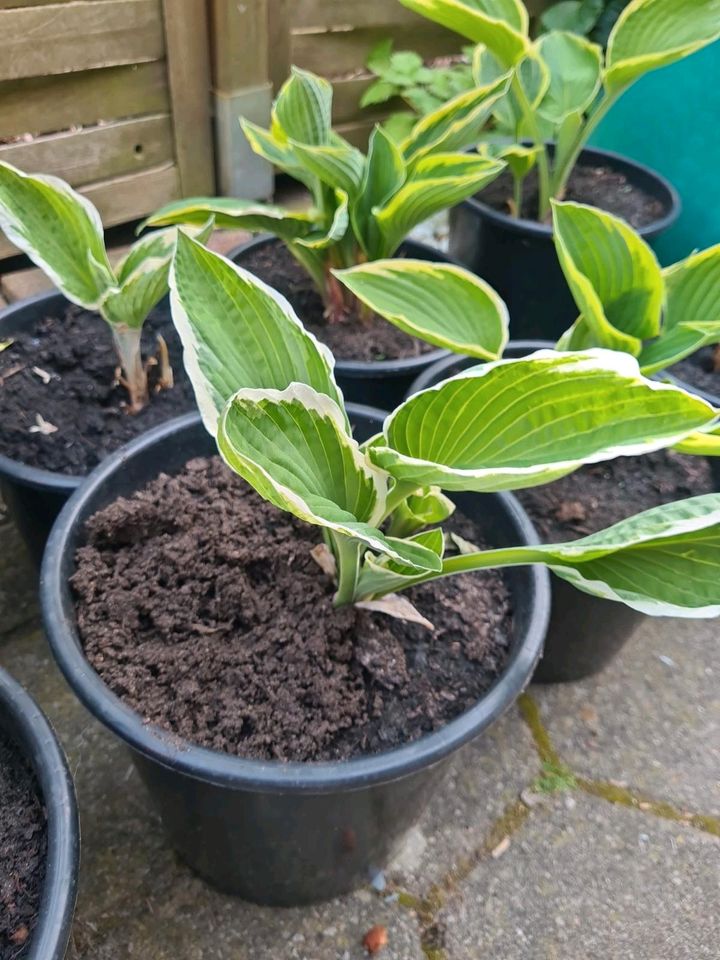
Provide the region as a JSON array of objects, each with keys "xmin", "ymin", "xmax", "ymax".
[
  {"xmin": 0, "ymin": 115, "xmax": 174, "ymax": 187},
  {"xmin": 0, "ymin": 62, "xmax": 169, "ymax": 139},
  {"xmin": 162, "ymin": 0, "xmax": 215, "ymax": 194},
  {"xmin": 209, "ymin": 0, "xmax": 269, "ymax": 91},
  {"xmin": 266, "ymin": 0, "xmax": 291, "ymax": 93},
  {"xmin": 0, "ymin": 0, "xmax": 165, "ymax": 81}
]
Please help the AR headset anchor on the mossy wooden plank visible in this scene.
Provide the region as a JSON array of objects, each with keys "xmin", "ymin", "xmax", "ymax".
[
  {"xmin": 0, "ymin": 115, "xmax": 174, "ymax": 188},
  {"xmin": 291, "ymin": 24, "xmax": 461, "ymax": 77},
  {"xmin": 0, "ymin": 0, "xmax": 164, "ymax": 81},
  {"xmin": 0, "ymin": 162, "xmax": 181, "ymax": 260},
  {"xmin": 0, "ymin": 62, "xmax": 169, "ymax": 140}
]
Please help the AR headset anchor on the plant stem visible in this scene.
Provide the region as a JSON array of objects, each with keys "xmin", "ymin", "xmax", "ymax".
[
  {"xmin": 111, "ymin": 325, "xmax": 148, "ymax": 414},
  {"xmin": 331, "ymin": 532, "xmax": 362, "ymax": 606},
  {"xmin": 379, "ymin": 480, "xmax": 419, "ymax": 525},
  {"xmin": 549, "ymin": 90, "xmax": 622, "ymax": 201},
  {"xmin": 512, "ymin": 174, "xmax": 523, "ymax": 219},
  {"xmin": 511, "ymin": 72, "xmax": 551, "ymax": 220}
]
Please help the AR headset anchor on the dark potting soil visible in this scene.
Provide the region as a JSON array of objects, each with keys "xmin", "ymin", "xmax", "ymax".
[
  {"xmin": 0, "ymin": 731, "xmax": 46, "ymax": 959},
  {"xmin": 71, "ymin": 457, "xmax": 514, "ymax": 763},
  {"xmin": 238, "ymin": 242, "xmax": 435, "ymax": 363},
  {"xmin": 478, "ymin": 162, "xmax": 665, "ymax": 228},
  {"xmin": 0, "ymin": 304, "xmax": 197, "ymax": 475},
  {"xmin": 670, "ymin": 346, "xmax": 720, "ymax": 401},
  {"xmin": 516, "ymin": 449, "xmax": 714, "ymax": 543}
]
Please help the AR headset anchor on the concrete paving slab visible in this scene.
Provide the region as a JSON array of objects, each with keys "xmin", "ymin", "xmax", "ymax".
[
  {"xmin": 532, "ymin": 616, "xmax": 720, "ymax": 815},
  {"xmin": 440, "ymin": 793, "xmax": 720, "ymax": 960}
]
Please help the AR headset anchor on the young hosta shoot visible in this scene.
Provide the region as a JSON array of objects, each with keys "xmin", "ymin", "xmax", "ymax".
[
  {"xmin": 168, "ymin": 232, "xmax": 720, "ymax": 621},
  {"xmin": 0, "ymin": 161, "xmax": 211, "ymax": 412},
  {"xmin": 399, "ymin": 0, "xmax": 720, "ymax": 219},
  {"xmin": 146, "ymin": 66, "xmax": 510, "ymax": 322}
]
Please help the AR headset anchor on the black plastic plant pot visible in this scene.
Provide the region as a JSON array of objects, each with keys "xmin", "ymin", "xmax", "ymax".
[
  {"xmin": 0, "ymin": 291, "xmax": 81, "ymax": 564},
  {"xmin": 407, "ymin": 344, "xmax": 645, "ymax": 684},
  {"xmin": 449, "ymin": 146, "xmax": 680, "ymax": 341},
  {"xmin": 0, "ymin": 667, "xmax": 79, "ymax": 959},
  {"xmin": 41, "ymin": 409, "xmax": 550, "ymax": 906},
  {"xmin": 229, "ymin": 235, "xmax": 451, "ymax": 411}
]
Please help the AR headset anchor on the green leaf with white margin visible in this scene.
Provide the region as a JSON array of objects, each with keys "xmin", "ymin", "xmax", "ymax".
[
  {"xmin": 290, "ymin": 140, "xmax": 366, "ymax": 198},
  {"xmin": 273, "ymin": 67, "xmax": 333, "ymax": 146},
  {"xmin": 673, "ymin": 425, "xmax": 720, "ymax": 457},
  {"xmin": 401, "ymin": 71, "xmax": 512, "ymax": 163},
  {"xmin": 605, "ymin": 0, "xmax": 720, "ymax": 93},
  {"xmin": 240, "ymin": 119, "xmax": 318, "ymax": 192},
  {"xmin": 0, "ymin": 161, "xmax": 114, "ymax": 308},
  {"xmin": 495, "ymin": 144, "xmax": 540, "ymax": 180},
  {"xmin": 386, "ymin": 487, "xmax": 456, "ymax": 538},
  {"xmin": 442, "ymin": 494, "xmax": 720, "ymax": 616},
  {"xmin": 169, "ymin": 232, "xmax": 344, "ymax": 433},
  {"xmin": 398, "ymin": 0, "xmax": 530, "ymax": 66},
  {"xmin": 532, "ymin": 495, "xmax": 720, "ymax": 616},
  {"xmin": 295, "ymin": 189, "xmax": 349, "ymax": 250},
  {"xmin": 371, "ymin": 153, "xmax": 505, "ymax": 258},
  {"xmin": 552, "ymin": 199, "xmax": 663, "ymax": 354},
  {"xmin": 368, "ymin": 349, "xmax": 717, "ymax": 491},
  {"xmin": 145, "ymin": 196, "xmax": 317, "ymax": 240},
  {"xmin": 356, "ymin": 528, "xmax": 446, "ymax": 599},
  {"xmin": 333, "ymin": 259, "xmax": 508, "ymax": 359},
  {"xmin": 536, "ymin": 31, "xmax": 602, "ymax": 123},
  {"xmin": 217, "ymin": 384, "xmax": 442, "ymax": 573},
  {"xmin": 352, "ymin": 126, "xmax": 406, "ymax": 257}
]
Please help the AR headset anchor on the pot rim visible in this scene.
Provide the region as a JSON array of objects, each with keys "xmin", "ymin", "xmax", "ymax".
[
  {"xmin": 458, "ymin": 144, "xmax": 681, "ymax": 241},
  {"xmin": 0, "ymin": 290, "xmax": 84, "ymax": 493},
  {"xmin": 228, "ymin": 233, "xmax": 451, "ymax": 375},
  {"xmin": 0, "ymin": 668, "xmax": 79, "ymax": 960},
  {"xmin": 41, "ymin": 409, "xmax": 551, "ymax": 795}
]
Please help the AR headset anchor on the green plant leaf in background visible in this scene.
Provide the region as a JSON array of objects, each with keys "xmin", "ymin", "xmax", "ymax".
[
  {"xmin": 552, "ymin": 200, "xmax": 663, "ymax": 354},
  {"xmin": 540, "ymin": 0, "xmax": 604, "ymax": 35},
  {"xmin": 399, "ymin": 0, "xmax": 530, "ymax": 66},
  {"xmin": 368, "ymin": 350, "xmax": 717, "ymax": 491},
  {"xmin": 0, "ymin": 161, "xmax": 114, "ymax": 308},
  {"xmin": 605, "ymin": 0, "xmax": 720, "ymax": 92},
  {"xmin": 536, "ymin": 31, "xmax": 603, "ymax": 123},
  {"xmin": 334, "ymin": 259, "xmax": 508, "ymax": 358},
  {"xmin": 169, "ymin": 233, "xmax": 344, "ymax": 433},
  {"xmin": 146, "ymin": 195, "xmax": 317, "ymax": 240},
  {"xmin": 217, "ymin": 383, "xmax": 442, "ymax": 575}
]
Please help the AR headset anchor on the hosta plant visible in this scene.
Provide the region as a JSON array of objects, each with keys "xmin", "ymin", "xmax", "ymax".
[
  {"xmin": 0, "ymin": 162, "xmax": 211, "ymax": 413},
  {"xmin": 146, "ymin": 66, "xmax": 510, "ymax": 323},
  {"xmin": 399, "ymin": 0, "xmax": 720, "ymax": 219},
  {"xmin": 166, "ymin": 232, "xmax": 720, "ymax": 622},
  {"xmin": 539, "ymin": 0, "xmax": 629, "ymax": 44}
]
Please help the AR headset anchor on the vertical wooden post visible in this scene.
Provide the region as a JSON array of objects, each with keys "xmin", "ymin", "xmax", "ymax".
[
  {"xmin": 161, "ymin": 0, "xmax": 215, "ymax": 195},
  {"xmin": 266, "ymin": 0, "xmax": 291, "ymax": 94},
  {"xmin": 208, "ymin": 0, "xmax": 273, "ymax": 199}
]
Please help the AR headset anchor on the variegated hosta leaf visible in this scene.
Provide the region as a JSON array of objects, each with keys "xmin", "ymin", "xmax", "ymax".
[
  {"xmin": 352, "ymin": 126, "xmax": 406, "ymax": 256},
  {"xmin": 495, "ymin": 144, "xmax": 540, "ymax": 181},
  {"xmin": 273, "ymin": 67, "xmax": 333, "ymax": 146},
  {"xmin": 290, "ymin": 141, "xmax": 366, "ymax": 198},
  {"xmin": 334, "ymin": 259, "xmax": 508, "ymax": 359},
  {"xmin": 386, "ymin": 487, "xmax": 456, "ymax": 538},
  {"xmin": 673, "ymin": 424, "xmax": 720, "ymax": 456},
  {"xmin": 170, "ymin": 232, "xmax": 344, "ymax": 433},
  {"xmin": 444, "ymin": 494, "xmax": 720, "ymax": 616},
  {"xmin": 241, "ymin": 119, "xmax": 319, "ymax": 192},
  {"xmin": 217, "ymin": 384, "xmax": 441, "ymax": 572},
  {"xmin": 401, "ymin": 72, "xmax": 512, "ymax": 163},
  {"xmin": 638, "ymin": 323, "xmax": 720, "ymax": 376},
  {"xmin": 145, "ymin": 196, "xmax": 316, "ymax": 240},
  {"xmin": 371, "ymin": 153, "xmax": 505, "ymax": 258},
  {"xmin": 473, "ymin": 45, "xmax": 548, "ymax": 134},
  {"xmin": 605, "ymin": 0, "xmax": 720, "ymax": 93},
  {"xmin": 535, "ymin": 494, "xmax": 720, "ymax": 617},
  {"xmin": 0, "ymin": 160, "xmax": 114, "ymax": 308},
  {"xmin": 398, "ymin": 0, "xmax": 530, "ymax": 66},
  {"xmin": 368, "ymin": 350, "xmax": 717, "ymax": 492},
  {"xmin": 552, "ymin": 200, "xmax": 663, "ymax": 354},
  {"xmin": 295, "ymin": 189, "xmax": 349, "ymax": 250},
  {"xmin": 535, "ymin": 31, "xmax": 602, "ymax": 123},
  {"xmin": 356, "ymin": 529, "xmax": 446, "ymax": 599}
]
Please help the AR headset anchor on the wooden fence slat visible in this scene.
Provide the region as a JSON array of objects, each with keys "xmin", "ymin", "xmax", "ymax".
[
  {"xmin": 266, "ymin": 0, "xmax": 291, "ymax": 93},
  {"xmin": 0, "ymin": 0, "xmax": 165, "ymax": 82},
  {"xmin": 162, "ymin": 0, "xmax": 215, "ymax": 194},
  {"xmin": 331, "ymin": 75, "xmax": 407, "ymax": 125},
  {"xmin": 0, "ymin": 115, "xmax": 174, "ymax": 187},
  {"xmin": 0, "ymin": 62, "xmax": 169, "ymax": 140},
  {"xmin": 292, "ymin": 25, "xmax": 461, "ymax": 77},
  {"xmin": 210, "ymin": 0, "xmax": 270, "ymax": 92},
  {"xmin": 292, "ymin": 0, "xmax": 438, "ymax": 30},
  {"xmin": 0, "ymin": 162, "xmax": 181, "ymax": 259}
]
